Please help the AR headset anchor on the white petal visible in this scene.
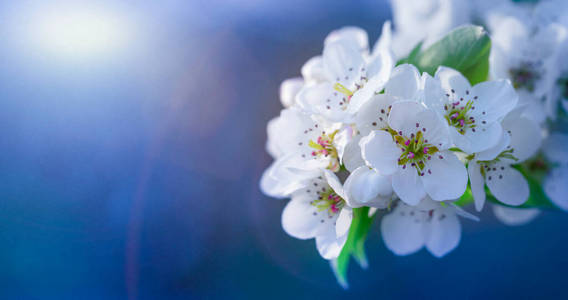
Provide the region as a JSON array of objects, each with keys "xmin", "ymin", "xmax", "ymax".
[
  {"xmin": 502, "ymin": 115, "xmax": 542, "ymax": 163},
  {"xmin": 359, "ymin": 130, "xmax": 400, "ymax": 175},
  {"xmin": 518, "ymin": 92, "xmax": 547, "ymax": 125},
  {"xmin": 435, "ymin": 66, "xmax": 472, "ymax": 95},
  {"xmin": 388, "ymin": 101, "xmax": 426, "ymax": 137},
  {"xmin": 544, "ymin": 165, "xmax": 568, "ymax": 211},
  {"xmin": 260, "ymin": 155, "xmax": 317, "ymax": 198},
  {"xmin": 476, "ymin": 130, "xmax": 511, "ymax": 162},
  {"xmin": 346, "ymin": 75, "xmax": 389, "ymax": 116},
  {"xmin": 324, "ymin": 26, "xmax": 369, "ymax": 52},
  {"xmin": 272, "ymin": 108, "xmax": 320, "ymax": 155},
  {"xmin": 260, "ymin": 162, "xmax": 285, "ymax": 197},
  {"xmin": 267, "ymin": 110, "xmax": 336, "ymax": 172},
  {"xmin": 354, "ymin": 93, "xmax": 395, "ymax": 136},
  {"xmin": 279, "ymin": 77, "xmax": 304, "ymax": 108},
  {"xmin": 468, "ymin": 161, "xmax": 486, "ymax": 212},
  {"xmin": 415, "ymin": 108, "xmax": 451, "ymax": 150},
  {"xmin": 392, "ymin": 167, "xmax": 426, "ymax": 206},
  {"xmin": 281, "ymin": 196, "xmax": 323, "ymax": 239},
  {"xmin": 334, "ymin": 125, "xmax": 353, "ymax": 164},
  {"xmin": 316, "ymin": 227, "xmax": 347, "ymax": 260},
  {"xmin": 344, "ymin": 166, "xmax": 392, "ymax": 208},
  {"xmin": 450, "ymin": 121, "xmax": 503, "ymax": 154},
  {"xmin": 385, "ymin": 64, "xmax": 421, "ymax": 100},
  {"xmin": 425, "ymin": 207, "xmax": 461, "ymax": 258},
  {"xmin": 342, "ymin": 135, "xmax": 365, "ymax": 172},
  {"xmin": 488, "ymin": 38, "xmax": 510, "ymax": 81},
  {"xmin": 492, "ymin": 205, "xmax": 541, "ymax": 226},
  {"xmin": 266, "ymin": 117, "xmax": 283, "ymax": 159},
  {"xmin": 489, "ymin": 16, "xmax": 529, "ymax": 56},
  {"xmin": 296, "ymin": 82, "xmax": 347, "ymax": 122},
  {"xmin": 364, "ymin": 196, "xmax": 391, "ymax": 210},
  {"xmin": 450, "ymin": 203, "xmax": 480, "ymax": 222},
  {"xmin": 301, "ymin": 56, "xmax": 326, "ymax": 83},
  {"xmin": 470, "ymin": 80, "xmax": 517, "ymax": 125},
  {"xmin": 543, "ymin": 133, "xmax": 568, "ymax": 164},
  {"xmin": 485, "ymin": 164, "xmax": 529, "ymax": 206},
  {"xmin": 381, "ymin": 204, "xmax": 425, "ymax": 256},
  {"xmin": 323, "ymin": 170, "xmax": 346, "ymax": 200},
  {"xmin": 421, "ymin": 150, "xmax": 468, "ymax": 201},
  {"xmin": 367, "ymin": 22, "xmax": 395, "ymax": 82},
  {"xmin": 422, "ymin": 73, "xmax": 448, "ymax": 117},
  {"xmin": 372, "ymin": 20, "xmax": 392, "ymax": 57},
  {"xmin": 323, "ymin": 40, "xmax": 365, "ymax": 89},
  {"xmin": 365, "ymin": 50, "xmax": 394, "ymax": 90},
  {"xmin": 335, "ymin": 207, "xmax": 353, "ymax": 238}
]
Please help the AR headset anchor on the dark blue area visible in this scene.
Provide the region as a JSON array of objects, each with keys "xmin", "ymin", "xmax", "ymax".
[{"xmin": 0, "ymin": 0, "xmax": 566, "ymax": 299}]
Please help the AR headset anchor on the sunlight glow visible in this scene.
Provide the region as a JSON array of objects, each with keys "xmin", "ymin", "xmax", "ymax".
[{"xmin": 33, "ymin": 8, "xmax": 127, "ymax": 59}]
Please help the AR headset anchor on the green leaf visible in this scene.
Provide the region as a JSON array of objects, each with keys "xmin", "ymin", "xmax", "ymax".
[
  {"xmin": 331, "ymin": 207, "xmax": 375, "ymax": 289},
  {"xmin": 396, "ymin": 41, "xmax": 423, "ymax": 66},
  {"xmin": 454, "ymin": 186, "xmax": 473, "ymax": 207},
  {"xmin": 407, "ymin": 25, "xmax": 491, "ymax": 85}
]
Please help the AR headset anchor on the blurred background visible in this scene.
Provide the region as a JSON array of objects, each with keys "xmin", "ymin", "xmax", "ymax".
[{"xmin": 0, "ymin": 0, "xmax": 566, "ymax": 299}]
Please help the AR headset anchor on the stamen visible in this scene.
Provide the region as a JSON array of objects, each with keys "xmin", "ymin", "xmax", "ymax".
[
  {"xmin": 308, "ymin": 130, "xmax": 340, "ymax": 171},
  {"xmin": 333, "ymin": 83, "xmax": 353, "ymax": 98},
  {"xmin": 312, "ymin": 187, "xmax": 345, "ymax": 215},
  {"xmin": 392, "ymin": 128, "xmax": 439, "ymax": 175}
]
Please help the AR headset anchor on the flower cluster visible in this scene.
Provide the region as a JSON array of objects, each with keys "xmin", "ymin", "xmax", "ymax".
[{"xmin": 261, "ymin": 0, "xmax": 568, "ymax": 286}]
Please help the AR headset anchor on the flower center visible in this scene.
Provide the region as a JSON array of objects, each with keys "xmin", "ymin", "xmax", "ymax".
[
  {"xmin": 308, "ymin": 130, "xmax": 340, "ymax": 172},
  {"xmin": 333, "ymin": 76, "xmax": 368, "ymax": 107},
  {"xmin": 444, "ymin": 100, "xmax": 476, "ymax": 134},
  {"xmin": 509, "ymin": 62, "xmax": 541, "ymax": 92},
  {"xmin": 393, "ymin": 129, "xmax": 438, "ymax": 176},
  {"xmin": 312, "ymin": 188, "xmax": 345, "ymax": 215}
]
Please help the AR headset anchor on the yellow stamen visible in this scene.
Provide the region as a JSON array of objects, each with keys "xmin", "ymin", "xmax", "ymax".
[
  {"xmin": 308, "ymin": 140, "xmax": 323, "ymax": 150},
  {"xmin": 333, "ymin": 83, "xmax": 353, "ymax": 97}
]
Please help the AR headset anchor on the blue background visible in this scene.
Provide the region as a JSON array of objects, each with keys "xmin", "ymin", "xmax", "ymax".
[{"xmin": 0, "ymin": 0, "xmax": 566, "ymax": 299}]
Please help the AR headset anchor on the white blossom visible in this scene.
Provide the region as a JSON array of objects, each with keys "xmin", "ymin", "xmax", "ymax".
[
  {"xmin": 259, "ymin": 2, "xmax": 567, "ymax": 266},
  {"xmin": 360, "ymin": 101, "xmax": 468, "ymax": 205},
  {"xmin": 296, "ymin": 25, "xmax": 394, "ymax": 122},
  {"xmin": 342, "ymin": 64, "xmax": 423, "ymax": 208},
  {"xmin": 279, "ymin": 78, "xmax": 304, "ymax": 108},
  {"xmin": 381, "ymin": 197, "xmax": 477, "ymax": 257},
  {"xmin": 423, "ymin": 67, "xmax": 518, "ymax": 154},
  {"xmin": 354, "ymin": 64, "xmax": 422, "ymax": 137},
  {"xmin": 543, "ymin": 133, "xmax": 568, "ymax": 211},
  {"xmin": 281, "ymin": 170, "xmax": 352, "ymax": 259},
  {"xmin": 260, "ymin": 108, "xmax": 343, "ymax": 198},
  {"xmin": 468, "ymin": 112, "xmax": 542, "ymax": 211},
  {"xmin": 489, "ymin": 14, "xmax": 567, "ymax": 122},
  {"xmin": 343, "ymin": 166, "xmax": 392, "ymax": 209}
]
